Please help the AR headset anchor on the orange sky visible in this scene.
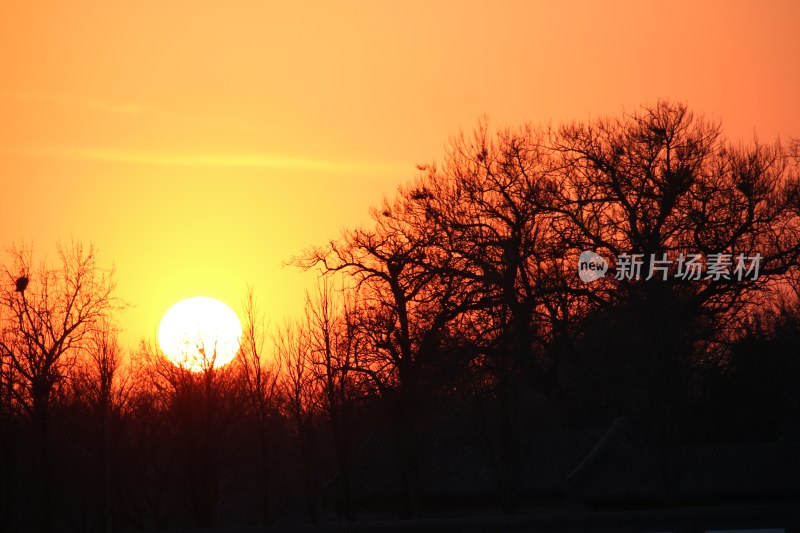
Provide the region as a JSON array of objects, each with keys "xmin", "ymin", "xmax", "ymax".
[{"xmin": 1, "ymin": 0, "xmax": 798, "ymax": 348}]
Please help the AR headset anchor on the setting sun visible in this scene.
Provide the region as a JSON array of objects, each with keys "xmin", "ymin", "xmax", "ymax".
[{"xmin": 157, "ymin": 296, "xmax": 242, "ymax": 371}]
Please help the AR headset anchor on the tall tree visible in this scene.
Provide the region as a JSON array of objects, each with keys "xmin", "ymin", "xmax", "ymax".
[
  {"xmin": 237, "ymin": 287, "xmax": 281, "ymax": 524},
  {"xmin": 275, "ymin": 318, "xmax": 321, "ymax": 520},
  {"xmin": 305, "ymin": 279, "xmax": 363, "ymax": 520},
  {"xmin": 0, "ymin": 243, "xmax": 121, "ymax": 533},
  {"xmin": 406, "ymin": 122, "xmax": 567, "ymax": 511},
  {"xmin": 72, "ymin": 320, "xmax": 135, "ymax": 533},
  {"xmin": 296, "ymin": 194, "xmax": 464, "ymax": 517},
  {"xmin": 142, "ymin": 339, "xmax": 240, "ymax": 528},
  {"xmin": 549, "ymin": 101, "xmax": 800, "ymax": 438}
]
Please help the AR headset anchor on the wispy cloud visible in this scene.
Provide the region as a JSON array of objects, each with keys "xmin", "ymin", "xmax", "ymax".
[
  {"xmin": 9, "ymin": 92, "xmax": 260, "ymax": 132},
  {"xmin": 14, "ymin": 93, "xmax": 143, "ymax": 114},
  {"xmin": 2, "ymin": 93, "xmax": 403, "ymax": 173},
  {"xmin": 1, "ymin": 144, "xmax": 406, "ymax": 175},
  {"xmin": 84, "ymin": 99, "xmax": 143, "ymax": 115}
]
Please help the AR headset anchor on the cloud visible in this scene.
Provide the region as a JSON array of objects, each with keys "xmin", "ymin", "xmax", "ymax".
[
  {"xmin": 10, "ymin": 92, "xmax": 259, "ymax": 132},
  {"xmin": 1, "ymin": 93, "xmax": 402, "ymax": 173},
  {"xmin": 15, "ymin": 93, "xmax": 143, "ymax": 114},
  {"xmin": 1, "ymin": 144, "xmax": 406, "ymax": 175},
  {"xmin": 83, "ymin": 99, "xmax": 143, "ymax": 114}
]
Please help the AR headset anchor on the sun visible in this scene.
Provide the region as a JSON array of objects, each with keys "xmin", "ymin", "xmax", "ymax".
[{"xmin": 158, "ymin": 296, "xmax": 242, "ymax": 371}]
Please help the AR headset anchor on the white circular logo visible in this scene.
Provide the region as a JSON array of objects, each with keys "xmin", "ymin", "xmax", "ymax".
[{"xmin": 578, "ymin": 250, "xmax": 608, "ymax": 283}]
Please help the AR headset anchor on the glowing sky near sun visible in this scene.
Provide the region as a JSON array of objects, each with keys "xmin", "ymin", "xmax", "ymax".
[{"xmin": 1, "ymin": 0, "xmax": 798, "ymax": 348}]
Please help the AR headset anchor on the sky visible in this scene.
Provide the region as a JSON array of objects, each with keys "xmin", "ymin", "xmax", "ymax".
[{"xmin": 1, "ymin": 0, "xmax": 798, "ymax": 349}]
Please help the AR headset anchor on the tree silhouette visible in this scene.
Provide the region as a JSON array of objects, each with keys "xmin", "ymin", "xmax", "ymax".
[
  {"xmin": 403, "ymin": 122, "xmax": 567, "ymax": 512},
  {"xmin": 141, "ymin": 339, "xmax": 240, "ymax": 528},
  {"xmin": 547, "ymin": 102, "xmax": 800, "ymax": 442},
  {"xmin": 304, "ymin": 278, "xmax": 364, "ymax": 520},
  {"xmin": 236, "ymin": 287, "xmax": 282, "ymax": 524},
  {"xmin": 71, "ymin": 320, "xmax": 135, "ymax": 533},
  {"xmin": 275, "ymin": 317, "xmax": 321, "ymax": 520},
  {"xmin": 0, "ymin": 243, "xmax": 121, "ymax": 533},
  {"xmin": 0, "ymin": 104, "xmax": 796, "ymax": 529},
  {"xmin": 296, "ymin": 194, "xmax": 469, "ymax": 517}
]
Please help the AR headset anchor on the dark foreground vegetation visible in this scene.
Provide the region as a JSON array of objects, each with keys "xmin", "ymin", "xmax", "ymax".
[{"xmin": 1, "ymin": 102, "xmax": 799, "ymax": 532}]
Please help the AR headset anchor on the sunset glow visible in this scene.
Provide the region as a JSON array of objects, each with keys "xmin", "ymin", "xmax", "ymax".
[
  {"xmin": 1, "ymin": 1, "xmax": 798, "ymax": 347},
  {"xmin": 2, "ymin": 2, "xmax": 799, "ymax": 530}
]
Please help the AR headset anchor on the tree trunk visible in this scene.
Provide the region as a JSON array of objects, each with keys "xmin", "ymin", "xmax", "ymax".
[
  {"xmin": 33, "ymin": 385, "xmax": 53, "ymax": 533},
  {"xmin": 396, "ymin": 391, "xmax": 420, "ymax": 519}
]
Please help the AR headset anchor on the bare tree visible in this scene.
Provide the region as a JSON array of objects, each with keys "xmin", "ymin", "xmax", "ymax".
[
  {"xmin": 0, "ymin": 293, "xmax": 21, "ymax": 533},
  {"xmin": 275, "ymin": 318, "xmax": 320, "ymax": 520},
  {"xmin": 118, "ymin": 341, "xmax": 175, "ymax": 530},
  {"xmin": 545, "ymin": 101, "xmax": 800, "ymax": 504},
  {"xmin": 549, "ymin": 102, "xmax": 800, "ymax": 395},
  {"xmin": 237, "ymin": 287, "xmax": 281, "ymax": 523},
  {"xmin": 72, "ymin": 319, "xmax": 135, "ymax": 533},
  {"xmin": 305, "ymin": 278, "xmax": 363, "ymax": 520},
  {"xmin": 404, "ymin": 122, "xmax": 568, "ymax": 512},
  {"xmin": 141, "ymin": 337, "xmax": 240, "ymax": 528},
  {"xmin": 0, "ymin": 242, "xmax": 121, "ymax": 533},
  {"xmin": 296, "ymin": 190, "xmax": 469, "ymax": 517},
  {"xmin": 550, "ymin": 101, "xmax": 800, "ymax": 331}
]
